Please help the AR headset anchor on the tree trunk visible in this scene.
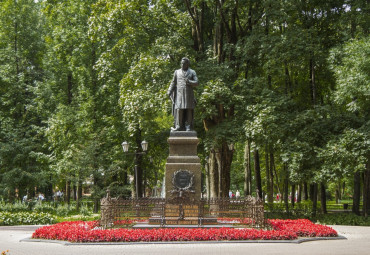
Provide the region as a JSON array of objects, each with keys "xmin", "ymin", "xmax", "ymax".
[
  {"xmin": 363, "ymin": 160, "xmax": 370, "ymax": 217},
  {"xmin": 214, "ymin": 143, "xmax": 233, "ymax": 198},
  {"xmin": 283, "ymin": 164, "xmax": 289, "ymax": 214},
  {"xmin": 284, "ymin": 61, "xmax": 292, "ymax": 95},
  {"xmin": 335, "ymin": 187, "xmax": 339, "ymax": 204},
  {"xmin": 265, "ymin": 146, "xmax": 272, "ymax": 203},
  {"xmin": 73, "ymin": 185, "xmax": 77, "ymax": 201},
  {"xmin": 297, "ymin": 184, "xmax": 302, "ymax": 203},
  {"xmin": 143, "ymin": 164, "xmax": 147, "ymax": 197},
  {"xmin": 272, "ymin": 154, "xmax": 281, "ymax": 196},
  {"xmin": 135, "ymin": 129, "xmax": 144, "ymax": 198},
  {"xmin": 215, "ymin": 150, "xmax": 222, "ymax": 197},
  {"xmin": 244, "ymin": 141, "xmax": 252, "ymax": 196},
  {"xmin": 303, "ymin": 182, "xmax": 308, "ymax": 200},
  {"xmin": 342, "ymin": 181, "xmax": 346, "ymax": 197},
  {"xmin": 269, "ymin": 152, "xmax": 275, "ymax": 202},
  {"xmin": 291, "ymin": 184, "xmax": 296, "ymax": 207},
  {"xmin": 310, "ymin": 57, "xmax": 316, "ymax": 106},
  {"xmin": 216, "ymin": 22, "xmax": 224, "ymax": 63},
  {"xmin": 209, "ymin": 150, "xmax": 219, "ymax": 198},
  {"xmin": 309, "ymin": 183, "xmax": 315, "ymax": 201},
  {"xmin": 205, "ymin": 156, "xmax": 210, "ymax": 200},
  {"xmin": 221, "ymin": 142, "xmax": 233, "ymax": 197},
  {"xmin": 93, "ymin": 174, "xmax": 99, "ymax": 213},
  {"xmin": 76, "ymin": 180, "xmax": 82, "ymax": 210},
  {"xmin": 65, "ymin": 180, "xmax": 71, "ymax": 205},
  {"xmin": 197, "ymin": 2, "xmax": 205, "ymax": 52},
  {"xmin": 191, "ymin": 24, "xmax": 199, "ymax": 51},
  {"xmin": 312, "ymin": 183, "xmax": 318, "ymax": 217},
  {"xmin": 337, "ymin": 182, "xmax": 342, "ymax": 200},
  {"xmin": 253, "ymin": 149, "xmax": 262, "ymax": 199},
  {"xmin": 321, "ymin": 183, "xmax": 327, "ymax": 214},
  {"xmin": 184, "ymin": 0, "xmax": 204, "ymax": 52},
  {"xmin": 353, "ymin": 171, "xmax": 361, "ymax": 215}
]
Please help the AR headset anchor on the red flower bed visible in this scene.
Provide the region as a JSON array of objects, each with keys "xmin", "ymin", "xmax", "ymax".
[
  {"xmin": 31, "ymin": 219, "xmax": 337, "ymax": 243},
  {"xmin": 268, "ymin": 219, "xmax": 338, "ymax": 237}
]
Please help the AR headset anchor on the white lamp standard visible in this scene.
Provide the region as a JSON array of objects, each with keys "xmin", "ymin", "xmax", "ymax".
[{"xmin": 121, "ymin": 140, "xmax": 148, "ymax": 199}]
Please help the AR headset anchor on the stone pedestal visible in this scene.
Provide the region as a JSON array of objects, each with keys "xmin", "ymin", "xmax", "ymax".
[
  {"xmin": 165, "ymin": 131, "xmax": 202, "ymax": 200},
  {"xmin": 149, "ymin": 131, "xmax": 207, "ymax": 225}
]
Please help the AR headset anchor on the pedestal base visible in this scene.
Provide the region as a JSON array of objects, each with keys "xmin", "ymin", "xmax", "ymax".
[{"xmin": 165, "ymin": 131, "xmax": 202, "ymax": 200}]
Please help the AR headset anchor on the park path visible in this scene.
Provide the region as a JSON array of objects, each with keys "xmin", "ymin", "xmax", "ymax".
[{"xmin": 1, "ymin": 225, "xmax": 370, "ymax": 255}]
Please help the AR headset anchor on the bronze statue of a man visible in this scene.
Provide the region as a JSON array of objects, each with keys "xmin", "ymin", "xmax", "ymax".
[{"xmin": 167, "ymin": 57, "xmax": 198, "ymax": 131}]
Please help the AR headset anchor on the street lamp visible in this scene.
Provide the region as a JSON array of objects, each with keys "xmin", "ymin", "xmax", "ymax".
[
  {"xmin": 121, "ymin": 140, "xmax": 148, "ymax": 199},
  {"xmin": 228, "ymin": 143, "xmax": 234, "ymax": 151},
  {"xmin": 121, "ymin": 141, "xmax": 129, "ymax": 153},
  {"xmin": 121, "ymin": 140, "xmax": 148, "ymax": 153},
  {"xmin": 141, "ymin": 140, "xmax": 148, "ymax": 152}
]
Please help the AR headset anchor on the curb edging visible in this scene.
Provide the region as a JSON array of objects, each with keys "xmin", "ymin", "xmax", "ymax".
[{"xmin": 20, "ymin": 235, "xmax": 347, "ymax": 246}]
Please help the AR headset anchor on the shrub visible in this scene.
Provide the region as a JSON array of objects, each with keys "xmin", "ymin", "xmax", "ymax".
[
  {"xmin": 265, "ymin": 201, "xmax": 322, "ymax": 219},
  {"xmin": 56, "ymin": 204, "xmax": 70, "ymax": 217},
  {"xmin": 0, "ymin": 212, "xmax": 56, "ymax": 225},
  {"xmin": 315, "ymin": 213, "xmax": 370, "ymax": 226},
  {"xmin": 33, "ymin": 202, "xmax": 56, "ymax": 214},
  {"xmin": 0, "ymin": 201, "xmax": 29, "ymax": 212},
  {"xmin": 79, "ymin": 205, "xmax": 92, "ymax": 216}
]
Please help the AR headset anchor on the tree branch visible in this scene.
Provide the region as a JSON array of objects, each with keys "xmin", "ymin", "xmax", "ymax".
[
  {"xmin": 217, "ymin": 0, "xmax": 232, "ymax": 40},
  {"xmin": 184, "ymin": 0, "xmax": 198, "ymax": 23}
]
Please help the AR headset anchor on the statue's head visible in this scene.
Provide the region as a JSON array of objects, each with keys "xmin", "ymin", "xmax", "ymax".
[{"xmin": 181, "ymin": 57, "xmax": 190, "ymax": 70}]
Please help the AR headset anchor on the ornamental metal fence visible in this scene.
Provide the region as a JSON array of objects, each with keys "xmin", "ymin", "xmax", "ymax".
[{"xmin": 100, "ymin": 191, "xmax": 265, "ymax": 228}]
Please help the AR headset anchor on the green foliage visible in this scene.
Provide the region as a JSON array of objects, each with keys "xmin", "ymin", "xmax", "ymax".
[
  {"xmin": 55, "ymin": 204, "xmax": 70, "ymax": 217},
  {"xmin": 315, "ymin": 213, "xmax": 370, "ymax": 226},
  {"xmin": 0, "ymin": 0, "xmax": 49, "ymax": 201},
  {"xmin": 265, "ymin": 201, "xmax": 321, "ymax": 219},
  {"xmin": 0, "ymin": 200, "xmax": 97, "ymax": 225},
  {"xmin": 198, "ymin": 78, "xmax": 243, "ymax": 149},
  {"xmin": 320, "ymin": 36, "xmax": 370, "ymax": 183},
  {"xmin": 0, "ymin": 212, "xmax": 56, "ymax": 226},
  {"xmin": 0, "ymin": 201, "xmax": 29, "ymax": 212},
  {"xmin": 329, "ymin": 36, "xmax": 370, "ymax": 114},
  {"xmin": 79, "ymin": 205, "xmax": 92, "ymax": 216},
  {"xmin": 319, "ymin": 127, "xmax": 370, "ymax": 180},
  {"xmin": 33, "ymin": 202, "xmax": 56, "ymax": 214}
]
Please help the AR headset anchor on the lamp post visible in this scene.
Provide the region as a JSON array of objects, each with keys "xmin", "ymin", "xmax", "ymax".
[{"xmin": 121, "ymin": 140, "xmax": 148, "ymax": 199}]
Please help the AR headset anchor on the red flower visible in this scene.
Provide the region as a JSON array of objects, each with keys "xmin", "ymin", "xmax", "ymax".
[{"xmin": 32, "ymin": 219, "xmax": 337, "ymax": 243}]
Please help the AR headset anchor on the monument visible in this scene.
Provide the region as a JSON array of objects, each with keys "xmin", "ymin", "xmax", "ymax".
[{"xmin": 163, "ymin": 57, "xmax": 204, "ymax": 224}]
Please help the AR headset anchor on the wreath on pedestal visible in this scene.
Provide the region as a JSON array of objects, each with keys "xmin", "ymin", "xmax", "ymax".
[{"xmin": 170, "ymin": 169, "xmax": 195, "ymax": 199}]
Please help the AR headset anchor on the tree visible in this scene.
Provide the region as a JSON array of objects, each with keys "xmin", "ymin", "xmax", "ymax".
[
  {"xmin": 328, "ymin": 36, "xmax": 370, "ymax": 216},
  {"xmin": 0, "ymin": 0, "xmax": 47, "ymax": 200}
]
